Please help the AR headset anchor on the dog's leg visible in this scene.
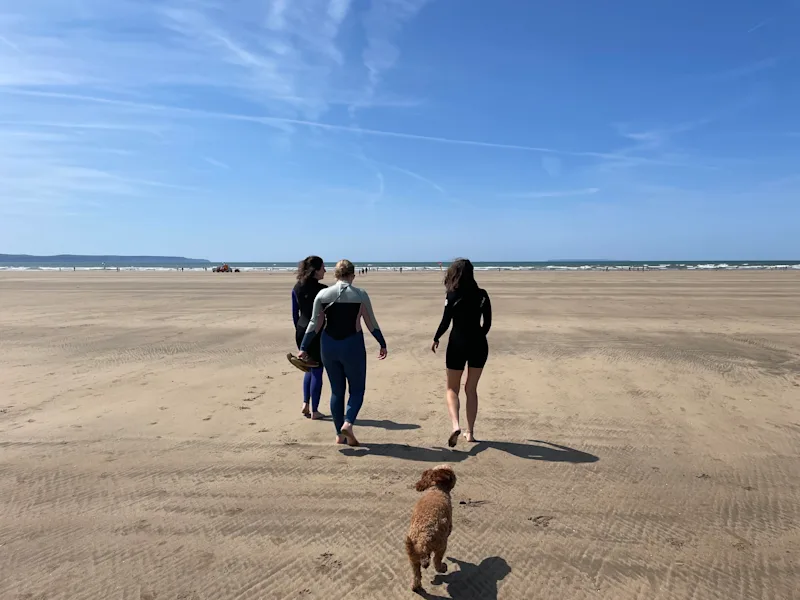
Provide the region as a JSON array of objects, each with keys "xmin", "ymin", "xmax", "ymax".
[
  {"xmin": 410, "ymin": 555, "xmax": 423, "ymax": 591},
  {"xmin": 406, "ymin": 537, "xmax": 423, "ymax": 592},
  {"xmin": 433, "ymin": 546, "xmax": 448, "ymax": 573}
]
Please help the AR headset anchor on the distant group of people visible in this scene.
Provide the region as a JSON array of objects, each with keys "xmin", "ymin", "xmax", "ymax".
[{"xmin": 288, "ymin": 257, "xmax": 492, "ymax": 447}]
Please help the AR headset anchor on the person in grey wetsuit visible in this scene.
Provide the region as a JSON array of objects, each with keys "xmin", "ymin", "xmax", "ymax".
[{"xmin": 299, "ymin": 259, "xmax": 388, "ymax": 446}]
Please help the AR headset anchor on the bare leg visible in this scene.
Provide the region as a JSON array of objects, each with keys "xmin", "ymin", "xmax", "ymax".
[
  {"xmin": 464, "ymin": 367, "xmax": 483, "ymax": 442},
  {"xmin": 433, "ymin": 546, "xmax": 448, "ymax": 573},
  {"xmin": 446, "ymin": 369, "xmax": 463, "ymax": 446}
]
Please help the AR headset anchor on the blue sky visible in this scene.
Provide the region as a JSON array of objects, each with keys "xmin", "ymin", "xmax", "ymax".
[{"xmin": 1, "ymin": 0, "xmax": 799, "ymax": 261}]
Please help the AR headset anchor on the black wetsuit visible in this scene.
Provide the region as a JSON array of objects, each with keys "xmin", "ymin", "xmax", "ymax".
[
  {"xmin": 433, "ymin": 286, "xmax": 492, "ymax": 370},
  {"xmin": 292, "ymin": 279, "xmax": 327, "ymax": 363}
]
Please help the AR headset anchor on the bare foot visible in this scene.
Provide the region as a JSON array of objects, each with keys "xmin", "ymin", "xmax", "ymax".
[
  {"xmin": 340, "ymin": 424, "xmax": 360, "ymax": 447},
  {"xmin": 311, "ymin": 412, "xmax": 325, "ymax": 420},
  {"xmin": 301, "ymin": 403, "xmax": 311, "ymax": 418},
  {"xmin": 335, "ymin": 434, "xmax": 347, "ymax": 444},
  {"xmin": 448, "ymin": 429, "xmax": 461, "ymax": 448},
  {"xmin": 463, "ymin": 431, "xmax": 476, "ymax": 442}
]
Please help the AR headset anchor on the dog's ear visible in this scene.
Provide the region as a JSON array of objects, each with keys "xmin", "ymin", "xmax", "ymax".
[
  {"xmin": 415, "ymin": 469, "xmax": 434, "ymax": 492},
  {"xmin": 435, "ymin": 468, "xmax": 457, "ymax": 492}
]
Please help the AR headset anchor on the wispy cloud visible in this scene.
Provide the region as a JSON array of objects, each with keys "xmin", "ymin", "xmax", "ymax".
[
  {"xmin": 385, "ymin": 163, "xmax": 447, "ymax": 196},
  {"xmin": 0, "ymin": 34, "xmax": 22, "ymax": 53},
  {"xmin": 203, "ymin": 156, "xmax": 230, "ymax": 170},
  {"xmin": 357, "ymin": 0, "xmax": 432, "ymax": 111},
  {"xmin": 505, "ymin": 188, "xmax": 600, "ymax": 199},
  {"xmin": 541, "ymin": 156, "xmax": 562, "ymax": 177},
  {"xmin": 710, "ymin": 57, "xmax": 778, "ymax": 81},
  {"xmin": 747, "ymin": 18, "xmax": 773, "ymax": 34},
  {"xmin": 1, "ymin": 87, "xmax": 708, "ymax": 169}
]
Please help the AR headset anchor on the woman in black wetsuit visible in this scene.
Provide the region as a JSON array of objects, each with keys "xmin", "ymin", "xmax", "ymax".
[
  {"xmin": 431, "ymin": 258, "xmax": 492, "ymax": 447},
  {"xmin": 291, "ymin": 256, "xmax": 327, "ymax": 419}
]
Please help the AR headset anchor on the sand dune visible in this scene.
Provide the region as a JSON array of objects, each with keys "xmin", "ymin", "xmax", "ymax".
[{"xmin": 1, "ymin": 271, "xmax": 798, "ymax": 599}]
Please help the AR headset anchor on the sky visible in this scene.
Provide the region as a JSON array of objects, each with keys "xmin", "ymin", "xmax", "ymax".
[{"xmin": 1, "ymin": 0, "xmax": 799, "ymax": 262}]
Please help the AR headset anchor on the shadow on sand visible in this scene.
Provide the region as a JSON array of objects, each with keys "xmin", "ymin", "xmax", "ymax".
[
  {"xmin": 357, "ymin": 419, "xmax": 421, "ymax": 431},
  {"xmin": 340, "ymin": 439, "xmax": 598, "ymax": 463},
  {"xmin": 417, "ymin": 556, "xmax": 511, "ymax": 600}
]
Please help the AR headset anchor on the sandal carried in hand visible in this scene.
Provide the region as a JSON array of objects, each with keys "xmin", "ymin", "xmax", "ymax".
[{"xmin": 286, "ymin": 353, "xmax": 319, "ymax": 373}]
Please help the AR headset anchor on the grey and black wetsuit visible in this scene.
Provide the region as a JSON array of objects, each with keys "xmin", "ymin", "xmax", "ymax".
[
  {"xmin": 433, "ymin": 286, "xmax": 492, "ymax": 370},
  {"xmin": 300, "ymin": 281, "xmax": 387, "ymax": 433}
]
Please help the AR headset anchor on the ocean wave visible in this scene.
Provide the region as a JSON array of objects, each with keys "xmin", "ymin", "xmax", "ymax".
[{"xmin": 2, "ymin": 262, "xmax": 799, "ymax": 272}]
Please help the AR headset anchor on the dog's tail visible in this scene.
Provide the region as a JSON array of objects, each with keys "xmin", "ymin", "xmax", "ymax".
[{"xmin": 405, "ymin": 536, "xmax": 430, "ymax": 568}]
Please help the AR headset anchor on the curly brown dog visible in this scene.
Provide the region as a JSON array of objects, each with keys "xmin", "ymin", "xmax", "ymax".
[{"xmin": 404, "ymin": 464, "xmax": 457, "ymax": 592}]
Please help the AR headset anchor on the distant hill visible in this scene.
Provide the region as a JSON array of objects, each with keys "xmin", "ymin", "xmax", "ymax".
[{"xmin": 0, "ymin": 254, "xmax": 211, "ymax": 266}]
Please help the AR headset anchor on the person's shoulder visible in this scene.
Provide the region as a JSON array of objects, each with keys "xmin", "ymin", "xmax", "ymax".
[
  {"xmin": 316, "ymin": 285, "xmax": 337, "ymax": 299},
  {"xmin": 479, "ymin": 287, "xmax": 489, "ymax": 297}
]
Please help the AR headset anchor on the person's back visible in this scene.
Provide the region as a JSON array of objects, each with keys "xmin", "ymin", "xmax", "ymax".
[
  {"xmin": 431, "ymin": 258, "xmax": 492, "ymax": 447},
  {"xmin": 300, "ymin": 259, "xmax": 387, "ymax": 446},
  {"xmin": 293, "ymin": 279, "xmax": 326, "ymax": 330},
  {"xmin": 447, "ymin": 286, "xmax": 490, "ymax": 339}
]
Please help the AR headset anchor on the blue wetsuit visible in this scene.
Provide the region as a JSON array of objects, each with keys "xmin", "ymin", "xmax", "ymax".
[
  {"xmin": 301, "ymin": 281, "xmax": 387, "ymax": 433},
  {"xmin": 292, "ymin": 279, "xmax": 326, "ymax": 411}
]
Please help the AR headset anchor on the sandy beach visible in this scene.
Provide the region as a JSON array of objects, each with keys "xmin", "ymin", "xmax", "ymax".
[{"xmin": 1, "ymin": 270, "xmax": 798, "ymax": 600}]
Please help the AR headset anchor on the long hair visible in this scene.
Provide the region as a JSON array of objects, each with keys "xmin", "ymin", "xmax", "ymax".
[
  {"xmin": 443, "ymin": 258, "xmax": 477, "ymax": 293},
  {"xmin": 296, "ymin": 256, "xmax": 323, "ymax": 285}
]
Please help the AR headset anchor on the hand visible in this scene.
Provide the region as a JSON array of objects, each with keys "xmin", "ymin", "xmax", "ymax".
[
  {"xmin": 298, "ymin": 351, "xmax": 309, "ymax": 361},
  {"xmin": 378, "ymin": 347, "xmax": 388, "ymax": 360},
  {"xmin": 431, "ymin": 340, "xmax": 439, "ymax": 353}
]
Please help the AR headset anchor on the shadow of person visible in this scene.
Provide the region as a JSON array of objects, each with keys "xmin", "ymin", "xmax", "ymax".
[
  {"xmin": 340, "ymin": 443, "xmax": 470, "ymax": 462},
  {"xmin": 469, "ymin": 439, "xmax": 599, "ymax": 463},
  {"xmin": 357, "ymin": 419, "xmax": 421, "ymax": 431},
  {"xmin": 428, "ymin": 556, "xmax": 511, "ymax": 600},
  {"xmin": 340, "ymin": 439, "xmax": 598, "ymax": 464}
]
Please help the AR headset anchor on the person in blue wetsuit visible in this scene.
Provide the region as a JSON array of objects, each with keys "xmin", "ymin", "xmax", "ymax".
[
  {"xmin": 299, "ymin": 259, "xmax": 387, "ymax": 446},
  {"xmin": 292, "ymin": 256, "xmax": 327, "ymax": 420},
  {"xmin": 431, "ymin": 258, "xmax": 492, "ymax": 447}
]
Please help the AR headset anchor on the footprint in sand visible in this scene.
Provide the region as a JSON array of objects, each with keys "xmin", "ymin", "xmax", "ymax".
[{"xmin": 528, "ymin": 515, "xmax": 554, "ymax": 527}]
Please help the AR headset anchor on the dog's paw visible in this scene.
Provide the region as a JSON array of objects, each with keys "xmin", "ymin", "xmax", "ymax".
[{"xmin": 435, "ymin": 562, "xmax": 448, "ymax": 573}]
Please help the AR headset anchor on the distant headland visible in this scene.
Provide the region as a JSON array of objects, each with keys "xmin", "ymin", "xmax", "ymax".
[{"xmin": 0, "ymin": 254, "xmax": 211, "ymax": 266}]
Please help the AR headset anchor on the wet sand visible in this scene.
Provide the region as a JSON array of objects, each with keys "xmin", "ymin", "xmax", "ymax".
[{"xmin": 1, "ymin": 270, "xmax": 798, "ymax": 599}]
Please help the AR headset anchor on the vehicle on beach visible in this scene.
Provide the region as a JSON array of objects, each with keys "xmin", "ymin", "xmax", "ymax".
[{"xmin": 212, "ymin": 263, "xmax": 239, "ymax": 273}]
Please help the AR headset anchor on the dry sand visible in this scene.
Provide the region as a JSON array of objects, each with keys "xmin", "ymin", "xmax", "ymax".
[{"xmin": 1, "ymin": 270, "xmax": 798, "ymax": 600}]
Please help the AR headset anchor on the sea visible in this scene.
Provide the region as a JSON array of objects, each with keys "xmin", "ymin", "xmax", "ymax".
[{"xmin": 2, "ymin": 260, "xmax": 799, "ymax": 272}]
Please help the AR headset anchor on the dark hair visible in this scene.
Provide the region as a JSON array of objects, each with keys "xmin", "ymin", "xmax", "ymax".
[
  {"xmin": 443, "ymin": 258, "xmax": 477, "ymax": 293},
  {"xmin": 296, "ymin": 256, "xmax": 323, "ymax": 284}
]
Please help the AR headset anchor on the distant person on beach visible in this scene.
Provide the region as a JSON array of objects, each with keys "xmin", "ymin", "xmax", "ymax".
[
  {"xmin": 431, "ymin": 258, "xmax": 492, "ymax": 447},
  {"xmin": 298, "ymin": 259, "xmax": 387, "ymax": 446},
  {"xmin": 290, "ymin": 256, "xmax": 327, "ymax": 420}
]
